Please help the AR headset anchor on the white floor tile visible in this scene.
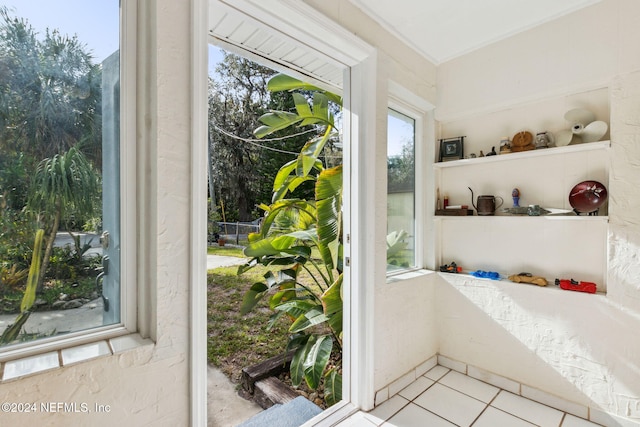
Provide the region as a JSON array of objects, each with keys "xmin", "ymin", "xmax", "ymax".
[
  {"xmin": 439, "ymin": 370, "xmax": 499, "ymax": 403},
  {"xmin": 389, "ymin": 371, "xmax": 417, "ymax": 396},
  {"xmin": 473, "ymin": 407, "xmax": 537, "ymax": 427},
  {"xmin": 398, "ymin": 376, "xmax": 434, "ymax": 401},
  {"xmin": 368, "ymin": 395, "xmax": 409, "ymax": 422},
  {"xmin": 413, "ymin": 383, "xmax": 486, "ymax": 427},
  {"xmin": 561, "ymin": 414, "xmax": 602, "ymax": 427},
  {"xmin": 492, "ymin": 391, "xmax": 564, "ymax": 427},
  {"xmin": 386, "ymin": 403, "xmax": 456, "ymax": 427},
  {"xmin": 424, "ymin": 365, "xmax": 450, "ymax": 381}
]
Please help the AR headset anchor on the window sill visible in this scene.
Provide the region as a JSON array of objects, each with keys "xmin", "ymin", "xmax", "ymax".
[
  {"xmin": 437, "ymin": 272, "xmax": 607, "ymax": 296},
  {"xmin": 386, "ymin": 269, "xmax": 435, "ymax": 284},
  {"xmin": 0, "ymin": 333, "xmax": 153, "ymax": 382}
]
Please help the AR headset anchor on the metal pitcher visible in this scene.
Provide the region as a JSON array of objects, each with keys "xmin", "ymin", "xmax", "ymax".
[{"xmin": 468, "ymin": 187, "xmax": 504, "ymax": 216}]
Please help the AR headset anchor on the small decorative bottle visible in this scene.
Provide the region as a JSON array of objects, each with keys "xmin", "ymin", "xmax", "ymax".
[{"xmin": 512, "ymin": 188, "xmax": 520, "ymax": 207}]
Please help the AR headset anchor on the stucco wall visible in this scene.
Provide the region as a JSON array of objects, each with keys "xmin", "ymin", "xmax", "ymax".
[
  {"xmin": 304, "ymin": 0, "xmax": 437, "ymax": 106},
  {"xmin": 436, "ymin": 0, "xmax": 640, "ymax": 423},
  {"xmin": 0, "ymin": 1, "xmax": 193, "ymax": 425},
  {"xmin": 304, "ymin": 1, "xmax": 440, "ymax": 394}
]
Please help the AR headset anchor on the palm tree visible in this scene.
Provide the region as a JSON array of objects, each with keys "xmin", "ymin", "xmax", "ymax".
[{"xmin": 27, "ymin": 147, "xmax": 100, "ymax": 291}]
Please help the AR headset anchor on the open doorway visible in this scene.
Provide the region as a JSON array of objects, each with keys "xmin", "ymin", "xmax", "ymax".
[
  {"xmin": 196, "ymin": 2, "xmax": 379, "ymax": 425},
  {"xmin": 205, "ymin": 44, "xmax": 346, "ymax": 426}
]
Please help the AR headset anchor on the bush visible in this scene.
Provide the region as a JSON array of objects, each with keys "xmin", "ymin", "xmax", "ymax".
[
  {"xmin": 45, "ymin": 245, "xmax": 100, "ymax": 281},
  {"xmin": 0, "ymin": 209, "xmax": 36, "ymax": 270}
]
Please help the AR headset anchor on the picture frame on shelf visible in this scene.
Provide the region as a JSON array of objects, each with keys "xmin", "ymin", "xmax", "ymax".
[{"xmin": 439, "ymin": 136, "xmax": 464, "ymax": 162}]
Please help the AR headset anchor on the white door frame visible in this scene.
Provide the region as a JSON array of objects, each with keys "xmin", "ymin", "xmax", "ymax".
[
  {"xmin": 191, "ymin": 1, "xmax": 379, "ymax": 424},
  {"xmin": 190, "ymin": 0, "xmax": 210, "ymax": 425}
]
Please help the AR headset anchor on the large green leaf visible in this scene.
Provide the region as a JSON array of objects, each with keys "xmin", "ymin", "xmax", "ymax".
[
  {"xmin": 254, "ymin": 111, "xmax": 303, "ymax": 138},
  {"xmin": 272, "ymin": 176, "xmax": 315, "ymax": 203},
  {"xmin": 292, "ymin": 93, "xmax": 314, "ymax": 120},
  {"xmin": 289, "ymin": 335, "xmax": 311, "ymax": 387},
  {"xmin": 256, "ymin": 199, "xmax": 315, "ymax": 238},
  {"xmin": 239, "ymin": 282, "xmax": 269, "ymax": 315},
  {"xmin": 321, "ymin": 274, "xmax": 343, "ymax": 339},
  {"xmin": 276, "ymin": 300, "xmax": 318, "ymax": 320},
  {"xmin": 254, "ymin": 92, "xmax": 334, "ymax": 140},
  {"xmin": 324, "ymin": 369, "xmax": 343, "ymax": 406},
  {"xmin": 296, "ymin": 128, "xmax": 333, "ymax": 177},
  {"xmin": 316, "ymin": 166, "xmax": 342, "ymax": 269},
  {"xmin": 267, "ymin": 74, "xmax": 342, "ymax": 106},
  {"xmin": 244, "ymin": 234, "xmax": 297, "ymax": 258},
  {"xmin": 303, "ymin": 334, "xmax": 333, "ymax": 390},
  {"xmin": 289, "ymin": 307, "xmax": 329, "ymax": 333}
]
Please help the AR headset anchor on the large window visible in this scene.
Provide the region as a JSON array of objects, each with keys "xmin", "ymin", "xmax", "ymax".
[
  {"xmin": 387, "ymin": 108, "xmax": 416, "ymax": 273},
  {"xmin": 0, "ymin": 1, "xmax": 121, "ymax": 348}
]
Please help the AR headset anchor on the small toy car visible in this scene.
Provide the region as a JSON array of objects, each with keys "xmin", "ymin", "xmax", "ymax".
[
  {"xmin": 508, "ymin": 272, "xmax": 547, "ymax": 286},
  {"xmin": 439, "ymin": 262, "xmax": 462, "ymax": 273},
  {"xmin": 554, "ymin": 278, "xmax": 597, "ymax": 294}
]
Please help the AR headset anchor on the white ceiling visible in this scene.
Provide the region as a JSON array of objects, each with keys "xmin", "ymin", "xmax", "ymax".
[{"xmin": 348, "ymin": 0, "xmax": 601, "ymax": 64}]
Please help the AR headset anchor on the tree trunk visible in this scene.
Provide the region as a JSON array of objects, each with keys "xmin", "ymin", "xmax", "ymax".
[{"xmin": 37, "ymin": 200, "xmax": 61, "ymax": 293}]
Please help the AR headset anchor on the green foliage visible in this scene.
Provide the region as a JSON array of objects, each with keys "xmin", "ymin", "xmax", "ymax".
[
  {"xmin": 37, "ymin": 277, "xmax": 97, "ymax": 307},
  {"xmin": 0, "ymin": 8, "xmax": 105, "ymax": 345},
  {"xmin": 0, "ymin": 264, "xmax": 28, "ymax": 289},
  {"xmin": 27, "ymin": 147, "xmax": 100, "ymax": 290},
  {"xmin": 0, "ymin": 208, "xmax": 36, "ymax": 269},
  {"xmin": 0, "ymin": 153, "xmax": 31, "ymax": 211},
  {"xmin": 208, "ymin": 52, "xmax": 321, "ymax": 221},
  {"xmin": 29, "ymin": 147, "xmax": 99, "ymax": 217},
  {"xmin": 0, "ymin": 7, "xmax": 102, "ymax": 163},
  {"xmin": 239, "ymin": 74, "xmax": 343, "ymax": 406}
]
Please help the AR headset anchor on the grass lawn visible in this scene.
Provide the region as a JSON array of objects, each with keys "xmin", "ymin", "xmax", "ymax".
[
  {"xmin": 207, "ymin": 245, "xmax": 245, "ymax": 258},
  {"xmin": 207, "ymin": 262, "xmax": 290, "ymax": 383}
]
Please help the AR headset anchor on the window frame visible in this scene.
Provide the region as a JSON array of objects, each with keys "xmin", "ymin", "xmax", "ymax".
[
  {"xmin": 0, "ymin": 0, "xmax": 138, "ymax": 363},
  {"xmin": 386, "ymin": 97, "xmax": 426, "ymax": 276}
]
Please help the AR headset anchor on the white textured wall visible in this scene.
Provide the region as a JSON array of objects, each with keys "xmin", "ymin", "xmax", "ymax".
[
  {"xmin": 608, "ymin": 71, "xmax": 640, "ymax": 313},
  {"xmin": 0, "ymin": 1, "xmax": 193, "ymax": 425},
  {"xmin": 437, "ymin": 0, "xmax": 640, "ymax": 121},
  {"xmin": 304, "ymin": 0, "xmax": 440, "ymax": 394},
  {"xmin": 375, "ymin": 274, "xmax": 437, "ymax": 390},
  {"xmin": 436, "ymin": 0, "xmax": 640, "ymax": 422}
]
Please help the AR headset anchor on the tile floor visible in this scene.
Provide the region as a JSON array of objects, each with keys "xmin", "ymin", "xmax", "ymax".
[{"xmin": 335, "ymin": 365, "xmax": 602, "ymax": 427}]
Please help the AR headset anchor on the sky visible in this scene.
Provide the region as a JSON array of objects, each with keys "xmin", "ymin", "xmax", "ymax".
[
  {"xmin": 388, "ymin": 110, "xmax": 414, "ymax": 157},
  {"xmin": 3, "ymin": 0, "xmax": 119, "ymax": 63}
]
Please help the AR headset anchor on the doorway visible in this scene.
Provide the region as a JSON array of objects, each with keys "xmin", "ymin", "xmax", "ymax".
[{"xmin": 195, "ymin": 1, "xmax": 378, "ymax": 425}]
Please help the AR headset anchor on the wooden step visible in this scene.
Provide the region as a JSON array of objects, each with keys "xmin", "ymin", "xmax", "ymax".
[
  {"xmin": 253, "ymin": 376, "xmax": 299, "ymax": 409},
  {"xmin": 241, "ymin": 349, "xmax": 295, "ymax": 393}
]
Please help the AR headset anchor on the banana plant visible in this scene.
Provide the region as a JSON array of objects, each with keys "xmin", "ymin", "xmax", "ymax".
[{"xmin": 238, "ymin": 74, "xmax": 344, "ymax": 405}]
